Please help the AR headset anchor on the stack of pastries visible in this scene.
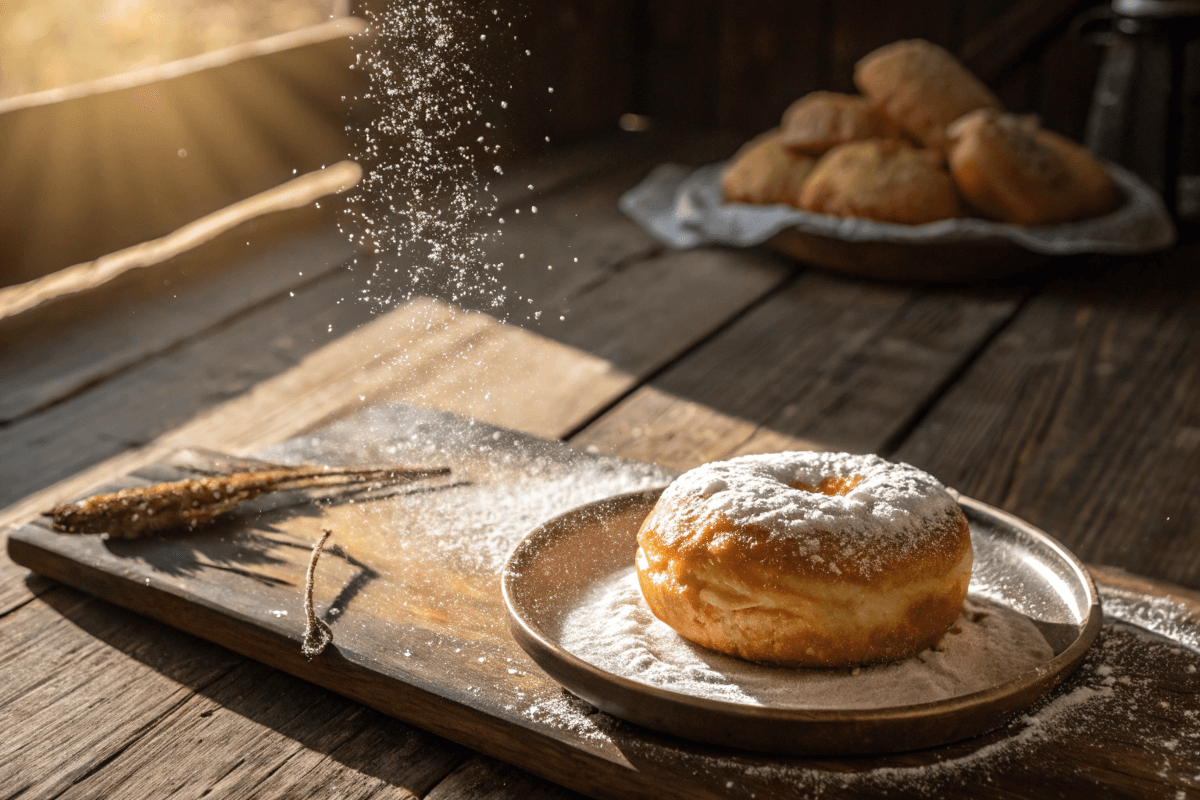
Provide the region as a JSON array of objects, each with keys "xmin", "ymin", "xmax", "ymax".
[{"xmin": 722, "ymin": 39, "xmax": 1121, "ymax": 226}]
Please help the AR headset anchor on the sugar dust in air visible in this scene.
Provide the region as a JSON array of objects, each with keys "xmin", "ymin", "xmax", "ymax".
[{"xmin": 340, "ymin": 1, "xmax": 547, "ymax": 321}]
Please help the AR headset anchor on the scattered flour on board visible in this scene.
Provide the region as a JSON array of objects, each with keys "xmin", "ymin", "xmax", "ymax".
[
  {"xmin": 357, "ymin": 449, "xmax": 672, "ymax": 573},
  {"xmin": 526, "ymin": 616, "xmax": 1200, "ymax": 793},
  {"xmin": 525, "ymin": 694, "xmax": 612, "ymax": 746},
  {"xmin": 433, "ymin": 462, "xmax": 667, "ymax": 571}
]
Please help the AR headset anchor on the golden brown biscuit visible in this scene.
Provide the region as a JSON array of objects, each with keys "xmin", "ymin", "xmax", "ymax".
[
  {"xmin": 946, "ymin": 109, "xmax": 1121, "ymax": 224},
  {"xmin": 855, "ymin": 39, "xmax": 1003, "ymax": 150},
  {"xmin": 721, "ymin": 129, "xmax": 817, "ymax": 207},
  {"xmin": 779, "ymin": 91, "xmax": 906, "ymax": 155},
  {"xmin": 1039, "ymin": 130, "xmax": 1123, "ymax": 221},
  {"xmin": 799, "ymin": 139, "xmax": 962, "ymax": 224},
  {"xmin": 636, "ymin": 452, "xmax": 973, "ymax": 668}
]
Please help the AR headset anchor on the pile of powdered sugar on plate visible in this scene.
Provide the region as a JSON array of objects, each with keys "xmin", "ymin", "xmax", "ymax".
[{"xmin": 560, "ymin": 566, "xmax": 1054, "ymax": 708}]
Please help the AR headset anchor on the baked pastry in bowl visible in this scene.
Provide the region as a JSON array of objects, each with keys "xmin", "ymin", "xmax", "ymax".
[
  {"xmin": 635, "ymin": 452, "xmax": 972, "ymax": 667},
  {"xmin": 854, "ymin": 39, "xmax": 1003, "ymax": 151},
  {"xmin": 947, "ymin": 109, "xmax": 1121, "ymax": 225},
  {"xmin": 722, "ymin": 129, "xmax": 817, "ymax": 207},
  {"xmin": 799, "ymin": 139, "xmax": 963, "ymax": 224},
  {"xmin": 779, "ymin": 91, "xmax": 906, "ymax": 155}
]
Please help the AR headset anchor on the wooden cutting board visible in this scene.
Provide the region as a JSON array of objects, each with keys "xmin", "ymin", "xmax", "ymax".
[{"xmin": 8, "ymin": 403, "xmax": 1200, "ymax": 799}]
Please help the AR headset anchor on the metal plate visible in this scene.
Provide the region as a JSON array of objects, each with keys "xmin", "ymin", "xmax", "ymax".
[{"xmin": 502, "ymin": 488, "xmax": 1103, "ymax": 756}]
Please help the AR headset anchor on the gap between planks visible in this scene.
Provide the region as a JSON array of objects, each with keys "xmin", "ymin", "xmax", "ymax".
[
  {"xmin": 891, "ymin": 247, "xmax": 1200, "ymax": 588},
  {"xmin": 0, "ymin": 245, "xmax": 785, "ymax": 610},
  {"xmin": 571, "ymin": 270, "xmax": 1026, "ymax": 471},
  {"xmin": 0, "ymin": 130, "xmax": 700, "ymax": 428},
  {"xmin": 0, "ymin": 584, "xmax": 469, "ymax": 800}
]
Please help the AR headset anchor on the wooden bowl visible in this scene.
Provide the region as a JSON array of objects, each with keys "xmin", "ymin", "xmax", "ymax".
[{"xmin": 768, "ymin": 227, "xmax": 1049, "ymax": 283}]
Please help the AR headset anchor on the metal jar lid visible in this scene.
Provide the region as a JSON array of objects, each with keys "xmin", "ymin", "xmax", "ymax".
[{"xmin": 1113, "ymin": 0, "xmax": 1200, "ymax": 19}]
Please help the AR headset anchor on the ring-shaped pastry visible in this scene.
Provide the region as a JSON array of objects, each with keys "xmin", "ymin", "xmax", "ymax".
[{"xmin": 636, "ymin": 452, "xmax": 972, "ymax": 667}]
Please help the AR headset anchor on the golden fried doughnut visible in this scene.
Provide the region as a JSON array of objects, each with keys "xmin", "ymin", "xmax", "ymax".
[
  {"xmin": 721, "ymin": 129, "xmax": 817, "ymax": 207},
  {"xmin": 947, "ymin": 109, "xmax": 1121, "ymax": 224},
  {"xmin": 854, "ymin": 39, "xmax": 1003, "ymax": 150},
  {"xmin": 636, "ymin": 452, "xmax": 973, "ymax": 668},
  {"xmin": 779, "ymin": 91, "xmax": 907, "ymax": 155},
  {"xmin": 799, "ymin": 139, "xmax": 963, "ymax": 224}
]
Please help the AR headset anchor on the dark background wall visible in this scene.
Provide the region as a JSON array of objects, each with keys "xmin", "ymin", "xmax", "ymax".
[
  {"xmin": 523, "ymin": 0, "xmax": 1108, "ymax": 140},
  {"xmin": 3, "ymin": 0, "xmax": 1196, "ymax": 287}
]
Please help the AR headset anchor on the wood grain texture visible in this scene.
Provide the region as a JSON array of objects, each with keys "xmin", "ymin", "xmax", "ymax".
[
  {"xmin": 958, "ymin": 0, "xmax": 1091, "ymax": 84},
  {"xmin": 8, "ymin": 408, "xmax": 1200, "ymax": 800},
  {"xmin": 0, "ymin": 215, "xmax": 780, "ymax": 516},
  {"xmin": 0, "ymin": 130, "xmax": 677, "ymax": 428},
  {"xmin": 572, "ymin": 271, "xmax": 1022, "ymax": 470},
  {"xmin": 0, "ymin": 585, "xmax": 467, "ymax": 800},
  {"xmin": 0, "ymin": 265, "xmax": 375, "ymax": 512},
  {"xmin": 51, "ymin": 657, "xmax": 469, "ymax": 800},
  {"xmin": 0, "ymin": 130, "xmax": 746, "ymax": 514},
  {"xmin": 0, "ymin": 223, "xmax": 356, "ymax": 424},
  {"xmin": 636, "ymin": 0, "xmax": 722, "ymax": 129},
  {"xmin": 0, "ymin": 295, "xmax": 623, "ymax": 554},
  {"xmin": 426, "ymin": 755, "xmax": 587, "ymax": 800},
  {"xmin": 715, "ymin": 0, "xmax": 824, "ymax": 134},
  {"xmin": 0, "ymin": 233, "xmax": 781, "ymax": 612},
  {"xmin": 893, "ymin": 249, "xmax": 1200, "ymax": 589},
  {"xmin": 0, "ymin": 586, "xmax": 241, "ymax": 798}
]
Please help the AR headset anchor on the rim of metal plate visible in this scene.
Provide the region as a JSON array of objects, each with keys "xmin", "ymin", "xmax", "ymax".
[{"xmin": 501, "ymin": 488, "xmax": 1103, "ymax": 756}]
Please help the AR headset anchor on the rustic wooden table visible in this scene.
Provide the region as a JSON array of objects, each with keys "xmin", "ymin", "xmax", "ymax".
[{"xmin": 2, "ymin": 131, "xmax": 1198, "ymax": 799}]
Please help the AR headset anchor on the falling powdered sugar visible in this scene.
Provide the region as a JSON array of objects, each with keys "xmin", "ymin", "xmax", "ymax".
[{"xmin": 560, "ymin": 567, "xmax": 1054, "ymax": 708}]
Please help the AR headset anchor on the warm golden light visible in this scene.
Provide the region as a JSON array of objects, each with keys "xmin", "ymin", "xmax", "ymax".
[
  {"xmin": 1, "ymin": 0, "xmax": 345, "ymax": 99},
  {"xmin": 0, "ymin": 2, "xmax": 363, "ymax": 287}
]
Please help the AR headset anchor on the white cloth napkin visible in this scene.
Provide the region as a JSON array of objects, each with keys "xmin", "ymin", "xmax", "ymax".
[{"xmin": 619, "ymin": 161, "xmax": 1176, "ymax": 255}]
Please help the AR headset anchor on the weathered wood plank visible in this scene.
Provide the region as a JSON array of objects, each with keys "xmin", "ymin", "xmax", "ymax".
[
  {"xmin": 959, "ymin": 0, "xmax": 1091, "ymax": 84},
  {"xmin": 0, "ymin": 128, "xmax": 780, "ymax": 618},
  {"xmin": 572, "ymin": 271, "xmax": 1023, "ymax": 469},
  {"xmin": 545, "ymin": 246, "xmax": 786, "ymax": 378},
  {"xmin": 0, "ymin": 218, "xmax": 781, "ymax": 516},
  {"xmin": 892, "ymin": 248, "xmax": 1200, "ymax": 590},
  {"xmin": 4, "ymin": 408, "xmax": 684, "ymax": 800},
  {"xmin": 715, "ymin": 0, "xmax": 824, "ymax": 134},
  {"xmin": 426, "ymin": 755, "xmax": 587, "ymax": 800},
  {"xmin": 0, "ymin": 582, "xmax": 468, "ymax": 800},
  {"xmin": 0, "ymin": 587, "xmax": 242, "ymax": 799},
  {"xmin": 0, "ymin": 131, "xmax": 703, "ymax": 502},
  {"xmin": 50, "ymin": 656, "xmax": 468, "ymax": 800},
  {"xmin": 0, "ymin": 238, "xmax": 783, "ymax": 616},
  {"xmin": 0, "ymin": 222, "xmax": 356, "ymax": 424},
  {"xmin": 0, "ymin": 266, "xmax": 377, "ymax": 512},
  {"xmin": 0, "ymin": 130, "xmax": 683, "ymax": 427},
  {"xmin": 11, "ymin": 406, "xmax": 1200, "ymax": 800}
]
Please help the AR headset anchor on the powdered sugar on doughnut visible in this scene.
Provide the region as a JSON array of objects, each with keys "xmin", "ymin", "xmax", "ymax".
[{"xmin": 656, "ymin": 451, "xmax": 961, "ymax": 575}]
